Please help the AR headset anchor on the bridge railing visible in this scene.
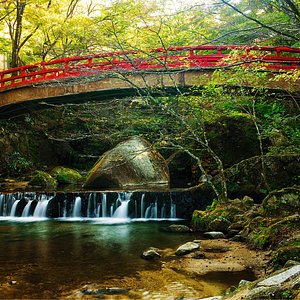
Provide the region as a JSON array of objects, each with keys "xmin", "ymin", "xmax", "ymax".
[{"xmin": 0, "ymin": 45, "xmax": 299, "ymax": 91}]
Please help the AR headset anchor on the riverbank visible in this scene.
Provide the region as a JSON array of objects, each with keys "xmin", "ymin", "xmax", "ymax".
[{"xmin": 62, "ymin": 238, "xmax": 270, "ymax": 299}]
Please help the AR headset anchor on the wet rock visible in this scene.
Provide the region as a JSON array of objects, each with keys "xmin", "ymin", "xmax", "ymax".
[
  {"xmin": 83, "ymin": 137, "xmax": 169, "ymax": 189},
  {"xmin": 203, "ymin": 231, "xmax": 225, "ymax": 239},
  {"xmin": 164, "ymin": 224, "xmax": 190, "ymax": 233},
  {"xmin": 141, "ymin": 248, "xmax": 161, "ymax": 260},
  {"xmin": 175, "ymin": 242, "xmax": 199, "ymax": 256},
  {"xmin": 192, "ymin": 250, "xmax": 205, "ymax": 259},
  {"xmin": 231, "ymin": 234, "xmax": 247, "ymax": 242}
]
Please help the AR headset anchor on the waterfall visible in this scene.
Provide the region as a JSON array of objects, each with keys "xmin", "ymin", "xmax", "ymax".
[
  {"xmin": 33, "ymin": 197, "xmax": 51, "ymax": 218},
  {"xmin": 0, "ymin": 194, "xmax": 3, "ymax": 216},
  {"xmin": 113, "ymin": 193, "xmax": 132, "ymax": 219},
  {"xmin": 110, "ymin": 204, "xmax": 114, "ymax": 217},
  {"xmin": 153, "ymin": 200, "xmax": 158, "ymax": 219},
  {"xmin": 145, "ymin": 203, "xmax": 152, "ymax": 219},
  {"xmin": 140, "ymin": 193, "xmax": 145, "ymax": 218},
  {"xmin": 0, "ymin": 192, "xmax": 182, "ymax": 220},
  {"xmin": 10, "ymin": 200, "xmax": 20, "ymax": 217},
  {"xmin": 22, "ymin": 200, "xmax": 33, "ymax": 217},
  {"xmin": 87, "ymin": 193, "xmax": 92, "ymax": 218},
  {"xmin": 72, "ymin": 197, "xmax": 82, "ymax": 218},
  {"xmin": 170, "ymin": 202, "xmax": 176, "ymax": 218},
  {"xmin": 102, "ymin": 193, "xmax": 107, "ymax": 217},
  {"xmin": 161, "ymin": 204, "xmax": 166, "ymax": 218}
]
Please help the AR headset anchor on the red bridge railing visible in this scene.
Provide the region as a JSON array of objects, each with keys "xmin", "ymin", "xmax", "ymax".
[{"xmin": 0, "ymin": 45, "xmax": 300, "ymax": 91}]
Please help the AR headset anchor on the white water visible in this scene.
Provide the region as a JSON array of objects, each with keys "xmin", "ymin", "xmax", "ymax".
[
  {"xmin": 10, "ymin": 200, "xmax": 20, "ymax": 217},
  {"xmin": 170, "ymin": 202, "xmax": 176, "ymax": 218},
  {"xmin": 22, "ymin": 200, "xmax": 34, "ymax": 217},
  {"xmin": 113, "ymin": 200, "xmax": 130, "ymax": 218},
  {"xmin": 0, "ymin": 194, "xmax": 3, "ymax": 216},
  {"xmin": 0, "ymin": 192, "xmax": 179, "ymax": 221},
  {"xmin": 33, "ymin": 199, "xmax": 50, "ymax": 218},
  {"xmin": 102, "ymin": 193, "xmax": 107, "ymax": 217},
  {"xmin": 72, "ymin": 197, "xmax": 82, "ymax": 218},
  {"xmin": 141, "ymin": 193, "xmax": 145, "ymax": 218}
]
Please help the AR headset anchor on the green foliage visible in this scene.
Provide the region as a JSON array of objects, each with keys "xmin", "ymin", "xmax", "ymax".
[
  {"xmin": 5, "ymin": 151, "xmax": 33, "ymax": 176},
  {"xmin": 280, "ymin": 289, "xmax": 294, "ymax": 299}
]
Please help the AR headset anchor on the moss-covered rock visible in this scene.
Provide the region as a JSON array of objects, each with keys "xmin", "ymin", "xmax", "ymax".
[
  {"xmin": 84, "ymin": 136, "xmax": 169, "ymax": 189},
  {"xmin": 28, "ymin": 171, "xmax": 57, "ymax": 189},
  {"xmin": 50, "ymin": 166, "xmax": 82, "ymax": 184},
  {"xmin": 262, "ymin": 186, "xmax": 300, "ymax": 216},
  {"xmin": 273, "ymin": 245, "xmax": 300, "ymax": 268},
  {"xmin": 191, "ymin": 197, "xmax": 250, "ymax": 231},
  {"xmin": 221, "ymin": 155, "xmax": 300, "ymax": 200}
]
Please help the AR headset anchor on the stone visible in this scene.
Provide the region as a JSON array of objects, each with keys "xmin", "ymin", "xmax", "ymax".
[
  {"xmin": 245, "ymin": 286, "xmax": 279, "ymax": 300},
  {"xmin": 203, "ymin": 231, "xmax": 225, "ymax": 239},
  {"xmin": 198, "ymin": 297, "xmax": 222, "ymax": 300},
  {"xmin": 257, "ymin": 265, "xmax": 300, "ymax": 287},
  {"xmin": 50, "ymin": 166, "xmax": 82, "ymax": 184},
  {"xmin": 231, "ymin": 234, "xmax": 247, "ymax": 242},
  {"xmin": 83, "ymin": 137, "xmax": 169, "ymax": 189},
  {"xmin": 238, "ymin": 279, "xmax": 251, "ymax": 288},
  {"xmin": 208, "ymin": 218, "xmax": 231, "ymax": 232},
  {"xmin": 164, "ymin": 224, "xmax": 190, "ymax": 233},
  {"xmin": 175, "ymin": 242, "xmax": 199, "ymax": 256},
  {"xmin": 141, "ymin": 248, "xmax": 161, "ymax": 260},
  {"xmin": 192, "ymin": 251, "xmax": 205, "ymax": 259},
  {"xmin": 284, "ymin": 260, "xmax": 300, "ymax": 268},
  {"xmin": 28, "ymin": 171, "xmax": 57, "ymax": 189}
]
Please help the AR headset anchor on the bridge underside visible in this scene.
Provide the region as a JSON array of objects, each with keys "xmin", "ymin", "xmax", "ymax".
[{"xmin": 0, "ymin": 70, "xmax": 299, "ymax": 119}]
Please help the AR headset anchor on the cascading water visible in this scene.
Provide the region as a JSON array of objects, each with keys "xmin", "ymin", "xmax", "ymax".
[
  {"xmin": 33, "ymin": 195, "xmax": 52, "ymax": 218},
  {"xmin": 72, "ymin": 197, "xmax": 82, "ymax": 218},
  {"xmin": 10, "ymin": 200, "xmax": 20, "ymax": 217},
  {"xmin": 140, "ymin": 193, "xmax": 145, "ymax": 218},
  {"xmin": 0, "ymin": 191, "xmax": 180, "ymax": 220},
  {"xmin": 113, "ymin": 193, "xmax": 131, "ymax": 219},
  {"xmin": 22, "ymin": 200, "xmax": 34, "ymax": 217},
  {"xmin": 102, "ymin": 193, "xmax": 107, "ymax": 217}
]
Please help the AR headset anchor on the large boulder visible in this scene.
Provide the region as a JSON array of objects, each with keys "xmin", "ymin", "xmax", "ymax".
[{"xmin": 83, "ymin": 137, "xmax": 169, "ymax": 189}]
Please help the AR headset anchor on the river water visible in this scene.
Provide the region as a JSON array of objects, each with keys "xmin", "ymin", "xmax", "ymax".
[
  {"xmin": 0, "ymin": 219, "xmax": 257, "ymax": 299},
  {"xmin": 0, "ymin": 219, "xmax": 194, "ymax": 298},
  {"xmin": 0, "ymin": 192, "xmax": 256, "ymax": 298}
]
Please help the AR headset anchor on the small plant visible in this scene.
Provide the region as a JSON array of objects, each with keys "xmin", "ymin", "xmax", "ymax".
[{"xmin": 6, "ymin": 151, "xmax": 33, "ymax": 176}]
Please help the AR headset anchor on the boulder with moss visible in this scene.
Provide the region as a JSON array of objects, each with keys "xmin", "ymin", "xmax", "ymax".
[
  {"xmin": 83, "ymin": 137, "xmax": 169, "ymax": 189},
  {"xmin": 51, "ymin": 166, "xmax": 82, "ymax": 184},
  {"xmin": 29, "ymin": 171, "xmax": 57, "ymax": 189}
]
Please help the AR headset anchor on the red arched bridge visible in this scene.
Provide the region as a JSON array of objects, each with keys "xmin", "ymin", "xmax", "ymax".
[{"xmin": 0, "ymin": 45, "xmax": 300, "ymax": 118}]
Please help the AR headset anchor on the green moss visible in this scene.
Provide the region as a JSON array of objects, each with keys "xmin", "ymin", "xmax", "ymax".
[
  {"xmin": 29, "ymin": 171, "xmax": 57, "ymax": 189},
  {"xmin": 51, "ymin": 166, "xmax": 82, "ymax": 184},
  {"xmin": 272, "ymin": 245, "xmax": 300, "ymax": 268}
]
